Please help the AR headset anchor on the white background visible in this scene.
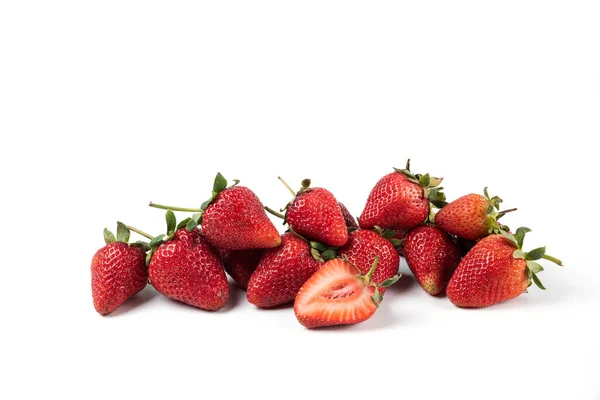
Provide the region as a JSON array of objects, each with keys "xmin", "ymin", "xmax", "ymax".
[{"xmin": 1, "ymin": 1, "xmax": 599, "ymax": 399}]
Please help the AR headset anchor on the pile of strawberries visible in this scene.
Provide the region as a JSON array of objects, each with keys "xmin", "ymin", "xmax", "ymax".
[{"xmin": 91, "ymin": 161, "xmax": 562, "ymax": 328}]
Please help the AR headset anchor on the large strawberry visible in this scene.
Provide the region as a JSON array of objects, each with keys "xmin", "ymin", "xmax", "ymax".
[
  {"xmin": 277, "ymin": 178, "xmax": 348, "ymax": 247},
  {"xmin": 447, "ymin": 228, "xmax": 562, "ymax": 308},
  {"xmin": 222, "ymin": 249, "xmax": 263, "ymax": 289},
  {"xmin": 294, "ymin": 257, "xmax": 400, "ymax": 328},
  {"xmin": 146, "ymin": 211, "xmax": 229, "ymax": 311},
  {"xmin": 91, "ymin": 223, "xmax": 149, "ymax": 315},
  {"xmin": 247, "ymin": 232, "xmax": 323, "ymax": 308},
  {"xmin": 403, "ymin": 225, "xmax": 461, "ymax": 295},
  {"xmin": 149, "ymin": 173, "xmax": 281, "ymax": 251},
  {"xmin": 338, "ymin": 229, "xmax": 400, "ymax": 293},
  {"xmin": 359, "ymin": 160, "xmax": 446, "ymax": 231},
  {"xmin": 435, "ymin": 187, "xmax": 516, "ymax": 241}
]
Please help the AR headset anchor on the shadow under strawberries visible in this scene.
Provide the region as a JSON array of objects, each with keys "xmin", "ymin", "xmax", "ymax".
[{"xmin": 108, "ymin": 285, "xmax": 158, "ymax": 317}]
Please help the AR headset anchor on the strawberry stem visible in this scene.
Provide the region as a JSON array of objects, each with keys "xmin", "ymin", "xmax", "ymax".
[
  {"xmin": 278, "ymin": 176, "xmax": 296, "ymax": 197},
  {"xmin": 364, "ymin": 256, "xmax": 379, "ymax": 284},
  {"xmin": 123, "ymin": 224, "xmax": 154, "ymax": 240},
  {"xmin": 542, "ymin": 254, "xmax": 563, "ymax": 266},
  {"xmin": 496, "ymin": 208, "xmax": 518, "ymax": 220},
  {"xmin": 264, "ymin": 206, "xmax": 285, "ymax": 219},
  {"xmin": 148, "ymin": 202, "xmax": 203, "ymax": 213}
]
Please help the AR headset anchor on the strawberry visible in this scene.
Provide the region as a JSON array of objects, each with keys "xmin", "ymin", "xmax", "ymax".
[
  {"xmin": 279, "ymin": 178, "xmax": 348, "ymax": 247},
  {"xmin": 91, "ymin": 223, "xmax": 148, "ymax": 315},
  {"xmin": 222, "ymin": 249, "xmax": 263, "ymax": 289},
  {"xmin": 435, "ymin": 187, "xmax": 516, "ymax": 241},
  {"xmin": 359, "ymin": 160, "xmax": 446, "ymax": 232},
  {"xmin": 247, "ymin": 232, "xmax": 323, "ymax": 308},
  {"xmin": 338, "ymin": 229, "xmax": 400, "ymax": 293},
  {"xmin": 403, "ymin": 225, "xmax": 461, "ymax": 295},
  {"xmin": 294, "ymin": 257, "xmax": 400, "ymax": 328},
  {"xmin": 149, "ymin": 173, "xmax": 281, "ymax": 251},
  {"xmin": 147, "ymin": 211, "xmax": 229, "ymax": 310},
  {"xmin": 338, "ymin": 202, "xmax": 358, "ymax": 228},
  {"xmin": 447, "ymin": 228, "xmax": 562, "ymax": 308}
]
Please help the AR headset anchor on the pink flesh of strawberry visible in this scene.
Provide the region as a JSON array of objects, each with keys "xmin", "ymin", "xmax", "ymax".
[{"xmin": 294, "ymin": 259, "xmax": 377, "ymax": 328}]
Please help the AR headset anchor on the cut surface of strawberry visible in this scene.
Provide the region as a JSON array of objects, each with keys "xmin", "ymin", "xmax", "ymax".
[{"xmin": 294, "ymin": 258, "xmax": 399, "ymax": 328}]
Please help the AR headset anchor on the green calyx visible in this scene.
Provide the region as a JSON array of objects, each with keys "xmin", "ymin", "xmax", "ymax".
[
  {"xmin": 276, "ymin": 176, "xmax": 312, "ymax": 225},
  {"xmin": 373, "ymin": 226, "xmax": 404, "ymax": 249},
  {"xmin": 103, "ymin": 222, "xmax": 154, "ymax": 263},
  {"xmin": 393, "ymin": 159, "xmax": 447, "ymax": 212},
  {"xmin": 501, "ymin": 227, "xmax": 563, "ymax": 291},
  {"xmin": 484, "ymin": 187, "xmax": 517, "ymax": 235},
  {"xmin": 148, "ymin": 172, "xmax": 239, "ymax": 230},
  {"xmin": 287, "ymin": 228, "xmax": 338, "ymax": 262},
  {"xmin": 341, "ymin": 255, "xmax": 402, "ymax": 307}
]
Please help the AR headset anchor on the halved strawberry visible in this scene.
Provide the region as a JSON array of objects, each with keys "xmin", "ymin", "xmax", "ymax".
[{"xmin": 294, "ymin": 258, "xmax": 400, "ymax": 328}]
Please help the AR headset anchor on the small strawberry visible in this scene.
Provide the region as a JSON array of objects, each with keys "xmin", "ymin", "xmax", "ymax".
[
  {"xmin": 447, "ymin": 228, "xmax": 563, "ymax": 308},
  {"xmin": 403, "ymin": 225, "xmax": 461, "ymax": 295},
  {"xmin": 294, "ymin": 257, "xmax": 400, "ymax": 328},
  {"xmin": 149, "ymin": 173, "xmax": 281, "ymax": 251},
  {"xmin": 222, "ymin": 249, "xmax": 263, "ymax": 289},
  {"xmin": 277, "ymin": 178, "xmax": 348, "ymax": 247},
  {"xmin": 359, "ymin": 160, "xmax": 446, "ymax": 231},
  {"xmin": 338, "ymin": 202, "xmax": 358, "ymax": 228},
  {"xmin": 338, "ymin": 229, "xmax": 400, "ymax": 293},
  {"xmin": 91, "ymin": 223, "xmax": 149, "ymax": 315},
  {"xmin": 147, "ymin": 211, "xmax": 229, "ymax": 310},
  {"xmin": 247, "ymin": 232, "xmax": 323, "ymax": 308},
  {"xmin": 435, "ymin": 187, "xmax": 517, "ymax": 241}
]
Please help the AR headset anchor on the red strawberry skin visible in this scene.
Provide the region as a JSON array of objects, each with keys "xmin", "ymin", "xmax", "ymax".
[
  {"xmin": 404, "ymin": 225, "xmax": 461, "ymax": 295},
  {"xmin": 222, "ymin": 249, "xmax": 263, "ymax": 289},
  {"xmin": 91, "ymin": 242, "xmax": 147, "ymax": 315},
  {"xmin": 447, "ymin": 235, "xmax": 527, "ymax": 308},
  {"xmin": 338, "ymin": 202, "xmax": 358, "ymax": 228},
  {"xmin": 359, "ymin": 172, "xmax": 428, "ymax": 231},
  {"xmin": 339, "ymin": 229, "xmax": 399, "ymax": 292},
  {"xmin": 286, "ymin": 187, "xmax": 348, "ymax": 247},
  {"xmin": 435, "ymin": 194, "xmax": 491, "ymax": 241},
  {"xmin": 149, "ymin": 228, "xmax": 229, "ymax": 310},
  {"xmin": 247, "ymin": 233, "xmax": 322, "ymax": 308},
  {"xmin": 202, "ymin": 186, "xmax": 281, "ymax": 251}
]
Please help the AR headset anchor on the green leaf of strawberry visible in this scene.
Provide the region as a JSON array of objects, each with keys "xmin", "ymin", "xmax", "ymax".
[{"xmin": 104, "ymin": 228, "xmax": 116, "ymax": 244}]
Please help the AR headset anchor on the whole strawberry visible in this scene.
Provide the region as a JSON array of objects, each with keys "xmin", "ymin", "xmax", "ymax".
[
  {"xmin": 339, "ymin": 229, "xmax": 400, "ymax": 293},
  {"xmin": 222, "ymin": 249, "xmax": 263, "ymax": 289},
  {"xmin": 278, "ymin": 178, "xmax": 348, "ymax": 247},
  {"xmin": 403, "ymin": 225, "xmax": 461, "ymax": 295},
  {"xmin": 359, "ymin": 160, "xmax": 446, "ymax": 231},
  {"xmin": 91, "ymin": 223, "xmax": 148, "ymax": 315},
  {"xmin": 435, "ymin": 187, "xmax": 516, "ymax": 241},
  {"xmin": 338, "ymin": 202, "xmax": 358, "ymax": 228},
  {"xmin": 294, "ymin": 257, "xmax": 400, "ymax": 328},
  {"xmin": 447, "ymin": 228, "xmax": 562, "ymax": 308},
  {"xmin": 148, "ymin": 211, "xmax": 229, "ymax": 310},
  {"xmin": 150, "ymin": 173, "xmax": 281, "ymax": 251},
  {"xmin": 247, "ymin": 232, "xmax": 323, "ymax": 308}
]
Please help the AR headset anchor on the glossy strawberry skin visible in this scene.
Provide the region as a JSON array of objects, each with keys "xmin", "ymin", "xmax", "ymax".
[
  {"xmin": 404, "ymin": 225, "xmax": 461, "ymax": 295},
  {"xmin": 359, "ymin": 172, "xmax": 428, "ymax": 231},
  {"xmin": 447, "ymin": 235, "xmax": 527, "ymax": 308},
  {"xmin": 149, "ymin": 228, "xmax": 229, "ymax": 311},
  {"xmin": 222, "ymin": 249, "xmax": 263, "ymax": 289},
  {"xmin": 286, "ymin": 187, "xmax": 348, "ymax": 247},
  {"xmin": 247, "ymin": 233, "xmax": 322, "ymax": 308},
  {"xmin": 91, "ymin": 242, "xmax": 148, "ymax": 315},
  {"xmin": 202, "ymin": 186, "xmax": 281, "ymax": 251},
  {"xmin": 435, "ymin": 194, "xmax": 490, "ymax": 241},
  {"xmin": 338, "ymin": 202, "xmax": 358, "ymax": 228},
  {"xmin": 294, "ymin": 259, "xmax": 377, "ymax": 329},
  {"xmin": 338, "ymin": 229, "xmax": 399, "ymax": 293}
]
